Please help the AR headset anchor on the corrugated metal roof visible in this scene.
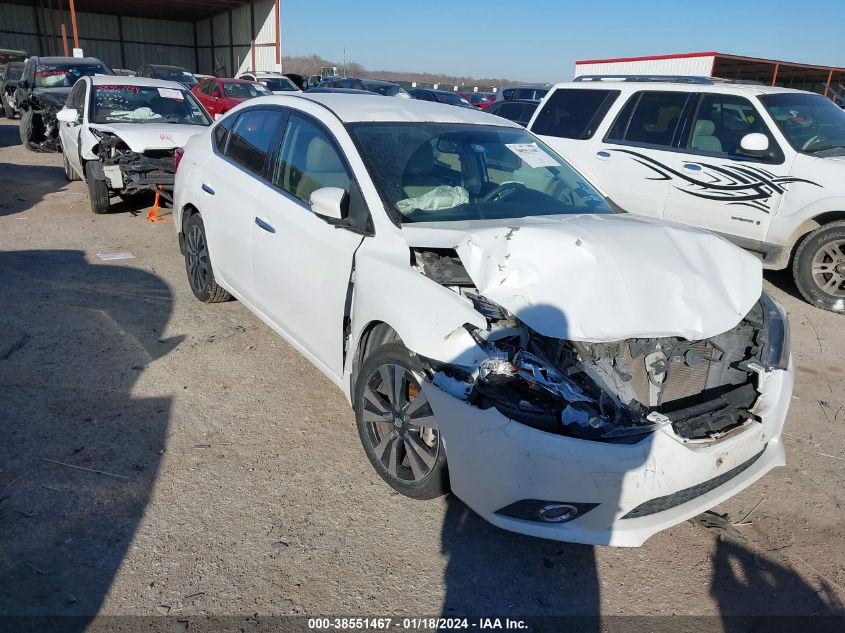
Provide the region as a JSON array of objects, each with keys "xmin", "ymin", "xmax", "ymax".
[
  {"xmin": 577, "ymin": 51, "xmax": 845, "ymax": 74},
  {"xmin": 3, "ymin": 0, "xmax": 252, "ymax": 21}
]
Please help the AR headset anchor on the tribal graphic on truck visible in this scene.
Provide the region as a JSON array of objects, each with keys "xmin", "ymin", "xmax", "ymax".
[{"xmin": 609, "ymin": 149, "xmax": 822, "ymax": 213}]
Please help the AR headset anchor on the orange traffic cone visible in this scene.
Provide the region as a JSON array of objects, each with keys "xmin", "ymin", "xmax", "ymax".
[{"xmin": 147, "ymin": 186, "xmax": 173, "ymax": 223}]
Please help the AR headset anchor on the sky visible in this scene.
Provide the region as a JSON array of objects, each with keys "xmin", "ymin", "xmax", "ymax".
[{"xmin": 281, "ymin": 0, "xmax": 845, "ymax": 83}]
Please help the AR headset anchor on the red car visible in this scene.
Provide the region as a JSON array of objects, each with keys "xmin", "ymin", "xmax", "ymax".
[
  {"xmin": 192, "ymin": 77, "xmax": 272, "ymax": 116},
  {"xmin": 458, "ymin": 92, "xmax": 495, "ymax": 110}
]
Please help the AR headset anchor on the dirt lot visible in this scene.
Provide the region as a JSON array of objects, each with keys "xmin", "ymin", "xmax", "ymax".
[{"xmin": 0, "ymin": 116, "xmax": 843, "ymax": 627}]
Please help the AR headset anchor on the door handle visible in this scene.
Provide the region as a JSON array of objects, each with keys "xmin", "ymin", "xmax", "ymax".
[
  {"xmin": 595, "ymin": 150, "xmax": 611, "ymax": 161},
  {"xmin": 201, "ymin": 183, "xmax": 215, "ymax": 195},
  {"xmin": 254, "ymin": 217, "xmax": 275, "ymax": 233}
]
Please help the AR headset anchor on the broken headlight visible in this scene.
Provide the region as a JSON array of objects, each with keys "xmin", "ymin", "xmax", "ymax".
[
  {"xmin": 474, "ymin": 350, "xmax": 661, "ymax": 441},
  {"xmin": 760, "ymin": 292, "xmax": 790, "ymax": 371}
]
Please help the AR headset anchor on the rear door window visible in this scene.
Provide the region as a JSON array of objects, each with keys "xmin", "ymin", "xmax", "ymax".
[
  {"xmin": 607, "ymin": 91, "xmax": 692, "ymax": 148},
  {"xmin": 223, "ymin": 109, "xmax": 287, "ymax": 177},
  {"xmin": 531, "ymin": 89, "xmax": 619, "ymax": 139}
]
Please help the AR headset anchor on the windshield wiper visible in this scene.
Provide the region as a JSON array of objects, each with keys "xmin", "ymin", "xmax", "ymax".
[{"xmin": 804, "ymin": 144, "xmax": 845, "ymax": 153}]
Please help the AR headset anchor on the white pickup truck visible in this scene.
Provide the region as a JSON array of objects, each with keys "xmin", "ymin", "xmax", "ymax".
[{"xmin": 528, "ymin": 76, "xmax": 845, "ymax": 312}]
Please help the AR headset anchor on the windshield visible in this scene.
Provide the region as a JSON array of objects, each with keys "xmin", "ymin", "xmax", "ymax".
[
  {"xmin": 260, "ymin": 77, "xmax": 298, "ymax": 91},
  {"xmin": 153, "ymin": 67, "xmax": 197, "ymax": 86},
  {"xmin": 364, "ymin": 81, "xmax": 410, "ymax": 98},
  {"xmin": 4, "ymin": 64, "xmax": 23, "ymax": 80},
  {"xmin": 223, "ymin": 82, "xmax": 271, "ymax": 98},
  {"xmin": 92, "ymin": 84, "xmax": 211, "ymax": 125},
  {"xmin": 760, "ymin": 93, "xmax": 845, "ymax": 153},
  {"xmin": 466, "ymin": 93, "xmax": 487, "ymax": 104},
  {"xmin": 35, "ymin": 63, "xmax": 110, "ymax": 88},
  {"xmin": 349, "ymin": 123, "xmax": 612, "ymax": 223}
]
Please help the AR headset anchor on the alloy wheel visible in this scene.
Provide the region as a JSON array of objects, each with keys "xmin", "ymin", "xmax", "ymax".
[
  {"xmin": 186, "ymin": 223, "xmax": 209, "ymax": 293},
  {"xmin": 361, "ymin": 364, "xmax": 439, "ymax": 483},
  {"xmin": 811, "ymin": 239, "xmax": 845, "ymax": 297}
]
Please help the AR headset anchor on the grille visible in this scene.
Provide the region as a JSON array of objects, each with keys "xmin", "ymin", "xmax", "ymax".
[{"xmin": 621, "ymin": 446, "xmax": 766, "ymax": 519}]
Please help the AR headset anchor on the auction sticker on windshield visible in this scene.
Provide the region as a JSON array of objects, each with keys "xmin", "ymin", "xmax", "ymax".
[
  {"xmin": 505, "ymin": 142, "xmax": 560, "ymax": 168},
  {"xmin": 157, "ymin": 88, "xmax": 183, "ymax": 100}
]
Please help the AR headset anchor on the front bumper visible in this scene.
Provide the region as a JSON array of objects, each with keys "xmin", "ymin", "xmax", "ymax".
[{"xmin": 421, "ymin": 359, "xmax": 793, "ymax": 547}]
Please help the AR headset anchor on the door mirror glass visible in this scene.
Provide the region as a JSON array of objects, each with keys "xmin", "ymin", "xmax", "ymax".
[
  {"xmin": 56, "ymin": 108, "xmax": 79, "ymax": 124},
  {"xmin": 310, "ymin": 187, "xmax": 346, "ymax": 220}
]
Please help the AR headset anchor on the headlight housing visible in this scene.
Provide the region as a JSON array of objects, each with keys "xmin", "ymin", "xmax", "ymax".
[{"xmin": 760, "ymin": 292, "xmax": 790, "ymax": 371}]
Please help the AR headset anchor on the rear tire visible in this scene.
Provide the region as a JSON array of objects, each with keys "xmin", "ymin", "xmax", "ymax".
[
  {"xmin": 183, "ymin": 213, "xmax": 232, "ymax": 303},
  {"xmin": 354, "ymin": 341, "xmax": 449, "ymax": 500},
  {"xmin": 85, "ymin": 161, "xmax": 111, "ymax": 214},
  {"xmin": 793, "ymin": 221, "xmax": 845, "ymax": 313}
]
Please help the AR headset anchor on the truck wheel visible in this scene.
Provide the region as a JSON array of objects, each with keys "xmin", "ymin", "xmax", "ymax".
[
  {"xmin": 353, "ymin": 341, "xmax": 449, "ymax": 500},
  {"xmin": 85, "ymin": 161, "xmax": 111, "ymax": 214},
  {"xmin": 63, "ymin": 152, "xmax": 81, "ymax": 181},
  {"xmin": 793, "ymin": 221, "xmax": 845, "ymax": 313}
]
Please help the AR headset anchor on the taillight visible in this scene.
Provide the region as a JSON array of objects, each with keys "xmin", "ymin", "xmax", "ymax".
[{"xmin": 174, "ymin": 147, "xmax": 185, "ymax": 171}]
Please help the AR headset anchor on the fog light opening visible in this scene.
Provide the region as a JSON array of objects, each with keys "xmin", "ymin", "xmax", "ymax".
[{"xmin": 538, "ymin": 503, "xmax": 578, "ymax": 523}]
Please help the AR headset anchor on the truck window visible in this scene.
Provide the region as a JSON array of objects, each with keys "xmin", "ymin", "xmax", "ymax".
[
  {"xmin": 607, "ymin": 91, "xmax": 691, "ymax": 148},
  {"xmin": 531, "ymin": 89, "xmax": 619, "ymax": 140}
]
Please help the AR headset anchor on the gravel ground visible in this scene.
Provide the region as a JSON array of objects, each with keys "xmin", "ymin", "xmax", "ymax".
[{"xmin": 0, "ymin": 117, "xmax": 843, "ymax": 627}]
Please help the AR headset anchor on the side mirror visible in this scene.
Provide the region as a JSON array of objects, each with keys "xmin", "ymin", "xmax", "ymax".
[
  {"xmin": 740, "ymin": 132, "xmax": 769, "ymax": 156},
  {"xmin": 18, "ymin": 78, "xmax": 29, "ymax": 89},
  {"xmin": 212, "ymin": 92, "xmax": 220, "ymax": 100},
  {"xmin": 56, "ymin": 108, "xmax": 79, "ymax": 124},
  {"xmin": 310, "ymin": 187, "xmax": 346, "ymax": 220}
]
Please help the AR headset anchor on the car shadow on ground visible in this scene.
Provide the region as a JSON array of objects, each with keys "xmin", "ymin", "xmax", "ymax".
[
  {"xmin": 0, "ymin": 250, "xmax": 181, "ymax": 629},
  {"xmin": 0, "ymin": 162, "xmax": 67, "ymax": 219},
  {"xmin": 764, "ymin": 267, "xmax": 806, "ymax": 305},
  {"xmin": 441, "ymin": 499, "xmax": 843, "ymax": 629},
  {"xmin": 0, "ymin": 118, "xmax": 23, "ymax": 149}
]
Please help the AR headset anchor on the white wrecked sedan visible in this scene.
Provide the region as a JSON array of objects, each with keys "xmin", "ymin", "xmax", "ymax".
[
  {"xmin": 57, "ymin": 75, "xmax": 212, "ymax": 214},
  {"xmin": 173, "ymin": 94, "xmax": 793, "ymax": 546}
]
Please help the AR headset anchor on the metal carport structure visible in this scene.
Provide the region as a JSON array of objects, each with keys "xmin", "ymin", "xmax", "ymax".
[
  {"xmin": 0, "ymin": 0, "xmax": 281, "ymax": 76},
  {"xmin": 575, "ymin": 52, "xmax": 845, "ymax": 105}
]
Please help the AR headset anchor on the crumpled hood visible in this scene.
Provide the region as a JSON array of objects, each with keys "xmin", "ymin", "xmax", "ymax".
[
  {"xmin": 32, "ymin": 88, "xmax": 70, "ymax": 109},
  {"xmin": 89, "ymin": 123, "xmax": 207, "ymax": 151},
  {"xmin": 402, "ymin": 214, "xmax": 762, "ymax": 342}
]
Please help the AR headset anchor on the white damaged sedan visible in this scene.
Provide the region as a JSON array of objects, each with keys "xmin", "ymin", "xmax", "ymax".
[
  {"xmin": 57, "ymin": 75, "xmax": 212, "ymax": 214},
  {"xmin": 173, "ymin": 94, "xmax": 793, "ymax": 546}
]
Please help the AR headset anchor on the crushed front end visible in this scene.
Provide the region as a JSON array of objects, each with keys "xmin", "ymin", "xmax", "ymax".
[
  {"xmin": 93, "ymin": 131, "xmax": 176, "ymax": 200},
  {"xmin": 411, "ymin": 245, "xmax": 793, "ymax": 546}
]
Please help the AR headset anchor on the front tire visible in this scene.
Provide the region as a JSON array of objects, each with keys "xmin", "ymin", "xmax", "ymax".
[
  {"xmin": 354, "ymin": 341, "xmax": 449, "ymax": 500},
  {"xmin": 85, "ymin": 161, "xmax": 111, "ymax": 214},
  {"xmin": 793, "ymin": 221, "xmax": 845, "ymax": 313},
  {"xmin": 183, "ymin": 213, "xmax": 231, "ymax": 303},
  {"xmin": 63, "ymin": 151, "xmax": 80, "ymax": 181}
]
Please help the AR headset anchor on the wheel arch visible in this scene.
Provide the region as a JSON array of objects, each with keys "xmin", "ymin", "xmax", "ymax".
[
  {"xmin": 786, "ymin": 210, "xmax": 845, "ymax": 266},
  {"xmin": 178, "ymin": 204, "xmax": 200, "ymax": 255}
]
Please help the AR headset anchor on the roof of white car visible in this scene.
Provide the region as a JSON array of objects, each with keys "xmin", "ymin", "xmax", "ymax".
[
  {"xmin": 553, "ymin": 79, "xmax": 816, "ymax": 97},
  {"xmin": 288, "ymin": 93, "xmax": 523, "ymax": 125},
  {"xmin": 89, "ymin": 75, "xmax": 187, "ymax": 91}
]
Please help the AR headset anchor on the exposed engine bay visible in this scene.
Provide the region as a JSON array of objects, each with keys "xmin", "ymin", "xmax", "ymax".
[
  {"xmin": 94, "ymin": 131, "xmax": 176, "ymax": 198},
  {"xmin": 413, "ymin": 247, "xmax": 787, "ymax": 442}
]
